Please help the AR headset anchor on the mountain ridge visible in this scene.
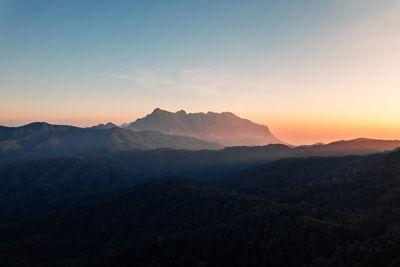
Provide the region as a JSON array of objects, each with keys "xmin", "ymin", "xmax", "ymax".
[
  {"xmin": 0, "ymin": 122, "xmax": 222, "ymax": 163},
  {"xmin": 124, "ymin": 108, "xmax": 282, "ymax": 146},
  {"xmin": 90, "ymin": 122, "xmax": 117, "ymax": 129},
  {"xmin": 1, "ymin": 121, "xmax": 400, "ymax": 164}
]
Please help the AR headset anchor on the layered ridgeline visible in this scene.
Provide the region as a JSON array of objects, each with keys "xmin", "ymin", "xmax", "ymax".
[
  {"xmin": 297, "ymin": 137, "xmax": 400, "ymax": 155},
  {"xmin": 1, "ymin": 120, "xmax": 400, "ymax": 165},
  {"xmin": 0, "ymin": 122, "xmax": 221, "ymax": 163},
  {"xmin": 123, "ymin": 108, "xmax": 281, "ymax": 146},
  {"xmin": 2, "ymin": 138, "xmax": 400, "ymax": 221}
]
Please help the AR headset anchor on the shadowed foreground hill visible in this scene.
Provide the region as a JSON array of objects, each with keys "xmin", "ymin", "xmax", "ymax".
[
  {"xmin": 2, "ymin": 151, "xmax": 400, "ymax": 266},
  {"xmin": 0, "ymin": 144, "xmax": 295, "ymax": 220},
  {"xmin": 0, "ymin": 122, "xmax": 221, "ymax": 163},
  {"xmin": 0, "ymin": 178, "xmax": 293, "ymax": 267},
  {"xmin": 220, "ymin": 148, "xmax": 400, "ymax": 206}
]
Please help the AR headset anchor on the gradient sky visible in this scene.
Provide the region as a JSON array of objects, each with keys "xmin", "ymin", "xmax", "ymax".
[{"xmin": 1, "ymin": 0, "xmax": 400, "ymax": 144}]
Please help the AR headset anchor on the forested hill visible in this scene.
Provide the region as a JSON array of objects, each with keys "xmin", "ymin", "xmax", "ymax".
[{"xmin": 2, "ymin": 150, "xmax": 400, "ymax": 266}]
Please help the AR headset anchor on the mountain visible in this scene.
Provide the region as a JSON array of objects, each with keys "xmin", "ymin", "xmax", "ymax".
[
  {"xmin": 90, "ymin": 122, "xmax": 117, "ymax": 129},
  {"xmin": 0, "ymin": 122, "xmax": 222, "ymax": 163},
  {"xmin": 298, "ymin": 137, "xmax": 400, "ymax": 155},
  {"xmin": 124, "ymin": 108, "xmax": 281, "ymax": 146},
  {"xmin": 1, "ymin": 121, "xmax": 398, "ymax": 166}
]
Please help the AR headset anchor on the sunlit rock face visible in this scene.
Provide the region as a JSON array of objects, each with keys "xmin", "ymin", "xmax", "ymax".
[{"xmin": 125, "ymin": 108, "xmax": 282, "ymax": 146}]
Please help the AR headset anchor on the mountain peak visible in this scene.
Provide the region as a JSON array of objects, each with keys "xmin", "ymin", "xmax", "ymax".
[
  {"xmin": 152, "ymin": 107, "xmax": 167, "ymax": 114},
  {"xmin": 91, "ymin": 122, "xmax": 117, "ymax": 130},
  {"xmin": 126, "ymin": 109, "xmax": 282, "ymax": 146},
  {"xmin": 21, "ymin": 122, "xmax": 56, "ymax": 132},
  {"xmin": 24, "ymin": 122, "xmax": 50, "ymax": 127}
]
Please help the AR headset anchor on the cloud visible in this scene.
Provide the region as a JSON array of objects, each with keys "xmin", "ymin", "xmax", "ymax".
[
  {"xmin": 114, "ymin": 68, "xmax": 273, "ymax": 97},
  {"xmin": 114, "ymin": 74, "xmax": 132, "ymax": 80}
]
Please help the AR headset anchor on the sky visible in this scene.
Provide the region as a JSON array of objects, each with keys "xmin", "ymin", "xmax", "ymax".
[{"xmin": 1, "ymin": 0, "xmax": 399, "ymax": 145}]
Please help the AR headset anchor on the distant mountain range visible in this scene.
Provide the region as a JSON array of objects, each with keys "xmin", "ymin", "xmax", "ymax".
[
  {"xmin": 1, "ymin": 109, "xmax": 400, "ymax": 164},
  {"xmin": 123, "ymin": 108, "xmax": 281, "ymax": 146},
  {"xmin": 297, "ymin": 137, "xmax": 400, "ymax": 155},
  {"xmin": 0, "ymin": 122, "xmax": 221, "ymax": 164}
]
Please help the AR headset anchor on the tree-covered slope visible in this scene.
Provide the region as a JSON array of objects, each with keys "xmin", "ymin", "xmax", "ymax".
[
  {"xmin": 2, "ymin": 174, "xmax": 400, "ymax": 267},
  {"xmin": 3, "ymin": 151, "xmax": 400, "ymax": 266},
  {"xmin": 0, "ymin": 122, "xmax": 222, "ymax": 163}
]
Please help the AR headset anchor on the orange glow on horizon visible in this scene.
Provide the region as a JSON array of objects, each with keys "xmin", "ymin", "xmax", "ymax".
[
  {"xmin": 257, "ymin": 116, "xmax": 400, "ymax": 145},
  {"xmin": 2, "ymin": 110, "xmax": 400, "ymax": 146}
]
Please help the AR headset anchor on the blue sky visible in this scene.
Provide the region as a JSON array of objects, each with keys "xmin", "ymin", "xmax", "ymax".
[
  {"xmin": 1, "ymin": 1, "xmax": 346, "ymax": 76},
  {"xmin": 1, "ymin": 0, "xmax": 399, "ymax": 144}
]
